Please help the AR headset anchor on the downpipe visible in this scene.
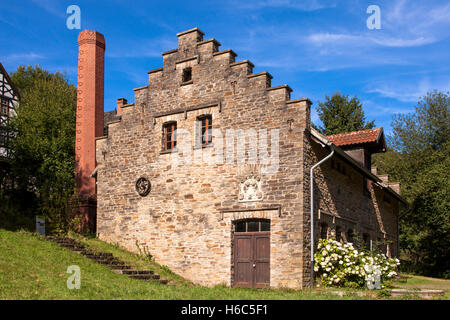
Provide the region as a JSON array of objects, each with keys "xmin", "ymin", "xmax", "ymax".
[{"xmin": 310, "ymin": 144, "xmax": 335, "ymax": 285}]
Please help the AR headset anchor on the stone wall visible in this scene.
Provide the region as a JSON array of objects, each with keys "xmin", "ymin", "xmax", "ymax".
[{"xmin": 308, "ymin": 139, "xmax": 400, "ymax": 258}]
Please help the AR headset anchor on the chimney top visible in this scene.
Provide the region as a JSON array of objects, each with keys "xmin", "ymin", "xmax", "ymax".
[
  {"xmin": 116, "ymin": 98, "xmax": 127, "ymax": 116},
  {"xmin": 78, "ymin": 30, "xmax": 106, "ymax": 49}
]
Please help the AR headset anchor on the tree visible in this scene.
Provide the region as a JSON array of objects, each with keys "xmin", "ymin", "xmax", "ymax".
[
  {"xmin": 314, "ymin": 92, "xmax": 375, "ymax": 135},
  {"xmin": 6, "ymin": 65, "xmax": 77, "ymax": 233},
  {"xmin": 373, "ymin": 91, "xmax": 450, "ymax": 278}
]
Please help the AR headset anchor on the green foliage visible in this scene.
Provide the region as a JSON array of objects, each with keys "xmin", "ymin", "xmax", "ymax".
[
  {"xmin": 6, "ymin": 65, "xmax": 76, "ymax": 233},
  {"xmin": 314, "ymin": 92, "xmax": 375, "ymax": 135},
  {"xmin": 373, "ymin": 91, "xmax": 450, "ymax": 278}
]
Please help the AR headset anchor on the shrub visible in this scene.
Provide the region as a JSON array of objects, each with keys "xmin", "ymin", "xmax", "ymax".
[{"xmin": 314, "ymin": 238, "xmax": 400, "ymax": 288}]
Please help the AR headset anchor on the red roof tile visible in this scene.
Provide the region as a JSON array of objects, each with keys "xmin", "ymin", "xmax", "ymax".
[{"xmin": 326, "ymin": 128, "xmax": 382, "ymax": 147}]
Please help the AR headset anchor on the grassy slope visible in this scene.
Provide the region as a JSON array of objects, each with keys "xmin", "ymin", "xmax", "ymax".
[{"xmin": 0, "ymin": 229, "xmax": 447, "ymax": 300}]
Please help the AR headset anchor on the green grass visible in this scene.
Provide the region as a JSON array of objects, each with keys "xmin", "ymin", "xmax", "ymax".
[{"xmin": 0, "ymin": 228, "xmax": 447, "ymax": 300}]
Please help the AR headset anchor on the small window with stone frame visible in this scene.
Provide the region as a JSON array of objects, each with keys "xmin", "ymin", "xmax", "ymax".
[
  {"xmin": 182, "ymin": 67, "xmax": 192, "ymax": 83},
  {"xmin": 162, "ymin": 121, "xmax": 177, "ymax": 152},
  {"xmin": 196, "ymin": 115, "xmax": 212, "ymax": 147}
]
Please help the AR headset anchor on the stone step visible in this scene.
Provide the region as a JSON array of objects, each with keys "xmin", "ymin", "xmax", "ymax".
[
  {"xmin": 83, "ymin": 253, "xmax": 114, "ymax": 259},
  {"xmin": 104, "ymin": 264, "xmax": 131, "ymax": 270},
  {"xmin": 94, "ymin": 259, "xmax": 124, "ymax": 265},
  {"xmin": 121, "ymin": 270, "xmax": 154, "ymax": 275},
  {"xmin": 128, "ymin": 274, "xmax": 160, "ymax": 280},
  {"xmin": 390, "ymin": 289, "xmax": 444, "ymax": 300},
  {"xmin": 61, "ymin": 245, "xmax": 85, "ymax": 250},
  {"xmin": 46, "ymin": 236, "xmax": 168, "ymax": 285}
]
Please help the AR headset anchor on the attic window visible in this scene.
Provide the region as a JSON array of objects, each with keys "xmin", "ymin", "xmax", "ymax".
[
  {"xmin": 182, "ymin": 67, "xmax": 192, "ymax": 83},
  {"xmin": 331, "ymin": 159, "xmax": 346, "ymax": 176}
]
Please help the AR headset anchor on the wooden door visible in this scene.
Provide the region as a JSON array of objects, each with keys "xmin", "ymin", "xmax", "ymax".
[{"xmin": 234, "ymin": 232, "xmax": 270, "ymax": 288}]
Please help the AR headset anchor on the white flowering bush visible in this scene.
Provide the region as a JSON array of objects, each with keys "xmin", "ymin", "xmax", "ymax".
[{"xmin": 314, "ymin": 238, "xmax": 400, "ymax": 288}]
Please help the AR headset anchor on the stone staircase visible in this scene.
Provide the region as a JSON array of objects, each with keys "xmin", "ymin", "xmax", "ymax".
[{"xmin": 46, "ymin": 236, "xmax": 168, "ymax": 285}]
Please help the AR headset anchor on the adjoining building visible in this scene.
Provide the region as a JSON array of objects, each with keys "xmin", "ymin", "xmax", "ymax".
[
  {"xmin": 0, "ymin": 63, "xmax": 20, "ymax": 190},
  {"xmin": 75, "ymin": 28, "xmax": 406, "ymax": 289}
]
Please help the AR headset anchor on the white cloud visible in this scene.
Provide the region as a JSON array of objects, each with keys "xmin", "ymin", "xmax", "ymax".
[
  {"xmin": 232, "ymin": 0, "xmax": 336, "ymax": 11},
  {"xmin": 6, "ymin": 52, "xmax": 45, "ymax": 62},
  {"xmin": 367, "ymin": 78, "xmax": 450, "ymax": 102}
]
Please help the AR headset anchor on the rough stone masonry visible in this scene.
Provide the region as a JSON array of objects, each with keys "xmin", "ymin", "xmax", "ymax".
[{"xmin": 83, "ymin": 28, "xmax": 405, "ymax": 289}]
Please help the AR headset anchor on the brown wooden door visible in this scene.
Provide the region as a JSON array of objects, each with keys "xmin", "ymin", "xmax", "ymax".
[{"xmin": 234, "ymin": 232, "xmax": 270, "ymax": 288}]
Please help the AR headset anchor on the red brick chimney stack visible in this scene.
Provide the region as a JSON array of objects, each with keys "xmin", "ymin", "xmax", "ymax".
[
  {"xmin": 74, "ymin": 30, "xmax": 105, "ymax": 232},
  {"xmin": 116, "ymin": 98, "xmax": 127, "ymax": 116}
]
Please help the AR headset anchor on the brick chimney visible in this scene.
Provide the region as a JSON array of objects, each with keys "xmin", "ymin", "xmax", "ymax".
[
  {"xmin": 74, "ymin": 30, "xmax": 105, "ymax": 232},
  {"xmin": 116, "ymin": 98, "xmax": 127, "ymax": 116}
]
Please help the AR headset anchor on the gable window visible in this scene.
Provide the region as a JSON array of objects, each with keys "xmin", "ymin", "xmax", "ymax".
[
  {"xmin": 162, "ymin": 121, "xmax": 177, "ymax": 151},
  {"xmin": 196, "ymin": 115, "xmax": 212, "ymax": 146},
  {"xmin": 182, "ymin": 67, "xmax": 192, "ymax": 83}
]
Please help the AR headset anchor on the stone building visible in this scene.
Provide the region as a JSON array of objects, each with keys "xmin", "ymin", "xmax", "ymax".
[{"xmin": 75, "ymin": 28, "xmax": 406, "ymax": 289}]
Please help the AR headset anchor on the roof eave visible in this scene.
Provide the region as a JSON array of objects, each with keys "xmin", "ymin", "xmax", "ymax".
[{"xmin": 310, "ymin": 128, "xmax": 407, "ymax": 205}]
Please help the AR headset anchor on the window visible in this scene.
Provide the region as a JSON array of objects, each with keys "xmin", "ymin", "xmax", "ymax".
[
  {"xmin": 162, "ymin": 122, "xmax": 177, "ymax": 151},
  {"xmin": 1, "ymin": 97, "xmax": 9, "ymax": 116},
  {"xmin": 363, "ymin": 233, "xmax": 370, "ymax": 250},
  {"xmin": 196, "ymin": 115, "xmax": 212, "ymax": 146},
  {"xmin": 0, "ymin": 128, "xmax": 6, "ymax": 147},
  {"xmin": 182, "ymin": 67, "xmax": 192, "ymax": 83},
  {"xmin": 235, "ymin": 219, "xmax": 270, "ymax": 233},
  {"xmin": 347, "ymin": 229, "xmax": 354, "ymax": 243},
  {"xmin": 331, "ymin": 158, "xmax": 346, "ymax": 175},
  {"xmin": 335, "ymin": 226, "xmax": 342, "ymax": 242},
  {"xmin": 320, "ymin": 222, "xmax": 328, "ymax": 240}
]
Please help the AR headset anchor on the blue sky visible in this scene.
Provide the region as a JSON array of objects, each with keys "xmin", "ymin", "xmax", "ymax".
[{"xmin": 1, "ymin": 0, "xmax": 449, "ymax": 133}]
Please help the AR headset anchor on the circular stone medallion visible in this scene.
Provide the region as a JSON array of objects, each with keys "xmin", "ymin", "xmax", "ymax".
[{"xmin": 136, "ymin": 177, "xmax": 151, "ymax": 196}]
